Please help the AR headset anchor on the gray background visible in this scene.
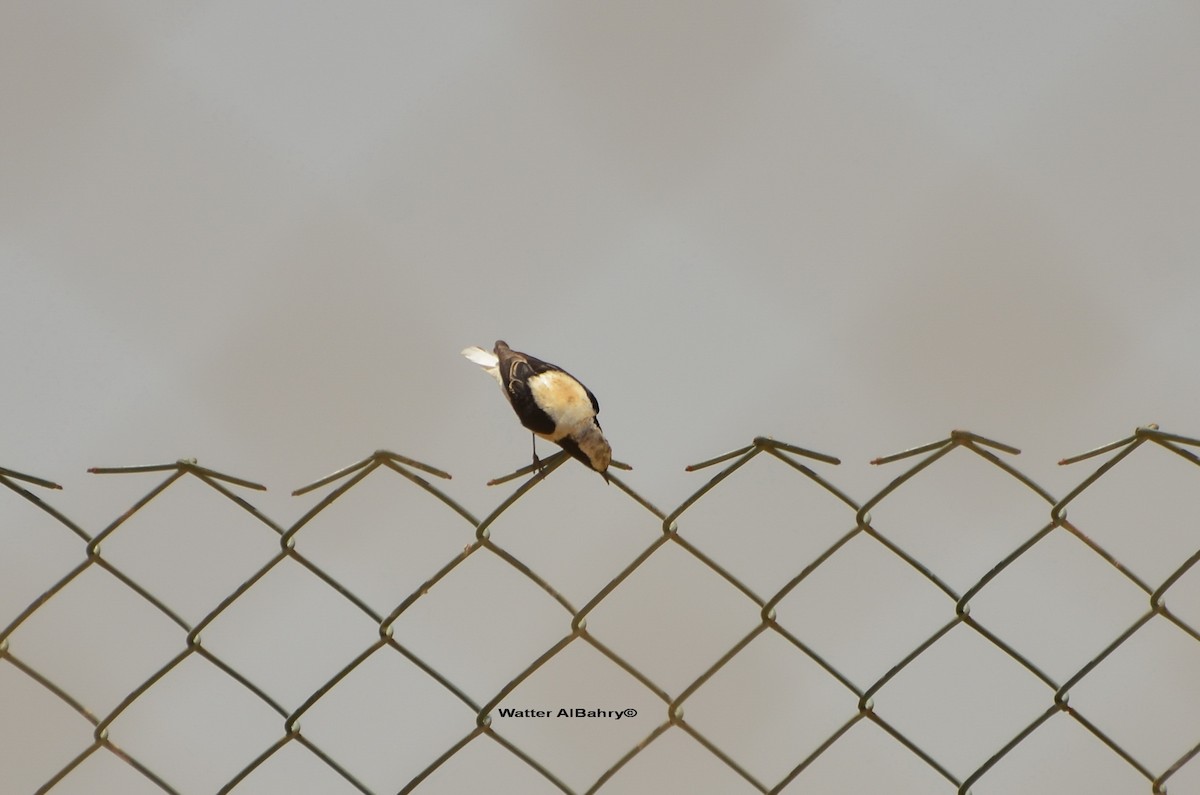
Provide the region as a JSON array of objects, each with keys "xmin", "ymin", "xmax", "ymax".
[{"xmin": 2, "ymin": 2, "xmax": 1199, "ymax": 794}]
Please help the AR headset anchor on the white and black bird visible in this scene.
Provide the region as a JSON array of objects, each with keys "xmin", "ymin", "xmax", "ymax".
[{"xmin": 462, "ymin": 340, "xmax": 612, "ymax": 481}]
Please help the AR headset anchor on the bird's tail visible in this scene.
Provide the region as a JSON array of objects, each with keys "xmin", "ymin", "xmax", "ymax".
[
  {"xmin": 461, "ymin": 345, "xmax": 501, "ymax": 383},
  {"xmin": 462, "ymin": 346, "xmax": 498, "ymax": 368}
]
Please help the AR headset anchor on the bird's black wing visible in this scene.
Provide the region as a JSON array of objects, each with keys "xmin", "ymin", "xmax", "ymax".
[{"xmin": 494, "ymin": 344, "xmax": 558, "ymax": 435}]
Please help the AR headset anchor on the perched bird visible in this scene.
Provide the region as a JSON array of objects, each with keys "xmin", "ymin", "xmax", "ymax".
[{"xmin": 462, "ymin": 341, "xmax": 612, "ymax": 481}]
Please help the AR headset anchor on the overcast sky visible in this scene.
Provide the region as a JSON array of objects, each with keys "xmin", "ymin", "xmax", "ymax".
[{"xmin": 3, "ymin": 3, "xmax": 1199, "ymax": 794}]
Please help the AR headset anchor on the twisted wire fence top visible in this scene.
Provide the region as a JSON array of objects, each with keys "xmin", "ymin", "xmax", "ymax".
[{"xmin": 2, "ymin": 427, "xmax": 1199, "ymax": 794}]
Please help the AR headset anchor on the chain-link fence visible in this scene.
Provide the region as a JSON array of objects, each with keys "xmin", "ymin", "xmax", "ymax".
[{"xmin": 2, "ymin": 426, "xmax": 1199, "ymax": 794}]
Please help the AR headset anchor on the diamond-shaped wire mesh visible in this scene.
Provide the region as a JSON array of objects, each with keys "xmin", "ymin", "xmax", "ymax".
[{"xmin": 2, "ymin": 428, "xmax": 1199, "ymax": 794}]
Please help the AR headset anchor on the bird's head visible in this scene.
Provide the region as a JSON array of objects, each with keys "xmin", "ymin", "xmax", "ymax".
[{"xmin": 573, "ymin": 423, "xmax": 612, "ymax": 479}]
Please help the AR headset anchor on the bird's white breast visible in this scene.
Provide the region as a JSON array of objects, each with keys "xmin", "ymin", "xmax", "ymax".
[{"xmin": 528, "ymin": 371, "xmax": 596, "ymax": 441}]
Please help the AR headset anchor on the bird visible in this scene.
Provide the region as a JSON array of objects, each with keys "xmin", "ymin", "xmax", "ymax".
[{"xmin": 462, "ymin": 340, "xmax": 612, "ymax": 481}]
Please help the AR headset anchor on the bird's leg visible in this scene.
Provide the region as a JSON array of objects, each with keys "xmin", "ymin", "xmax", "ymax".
[{"xmin": 531, "ymin": 433, "xmax": 542, "ymax": 467}]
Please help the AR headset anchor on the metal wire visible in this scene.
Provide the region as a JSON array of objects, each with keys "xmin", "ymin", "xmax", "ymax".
[{"xmin": 2, "ymin": 428, "xmax": 1199, "ymax": 794}]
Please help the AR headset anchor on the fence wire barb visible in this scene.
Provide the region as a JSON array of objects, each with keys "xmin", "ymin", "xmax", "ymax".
[
  {"xmin": 0, "ymin": 465, "xmax": 62, "ymax": 490},
  {"xmin": 486, "ymin": 453, "xmax": 633, "ymax": 487},
  {"xmin": 292, "ymin": 450, "xmax": 453, "ymax": 498},
  {"xmin": 2, "ymin": 427, "xmax": 1198, "ymax": 794}
]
